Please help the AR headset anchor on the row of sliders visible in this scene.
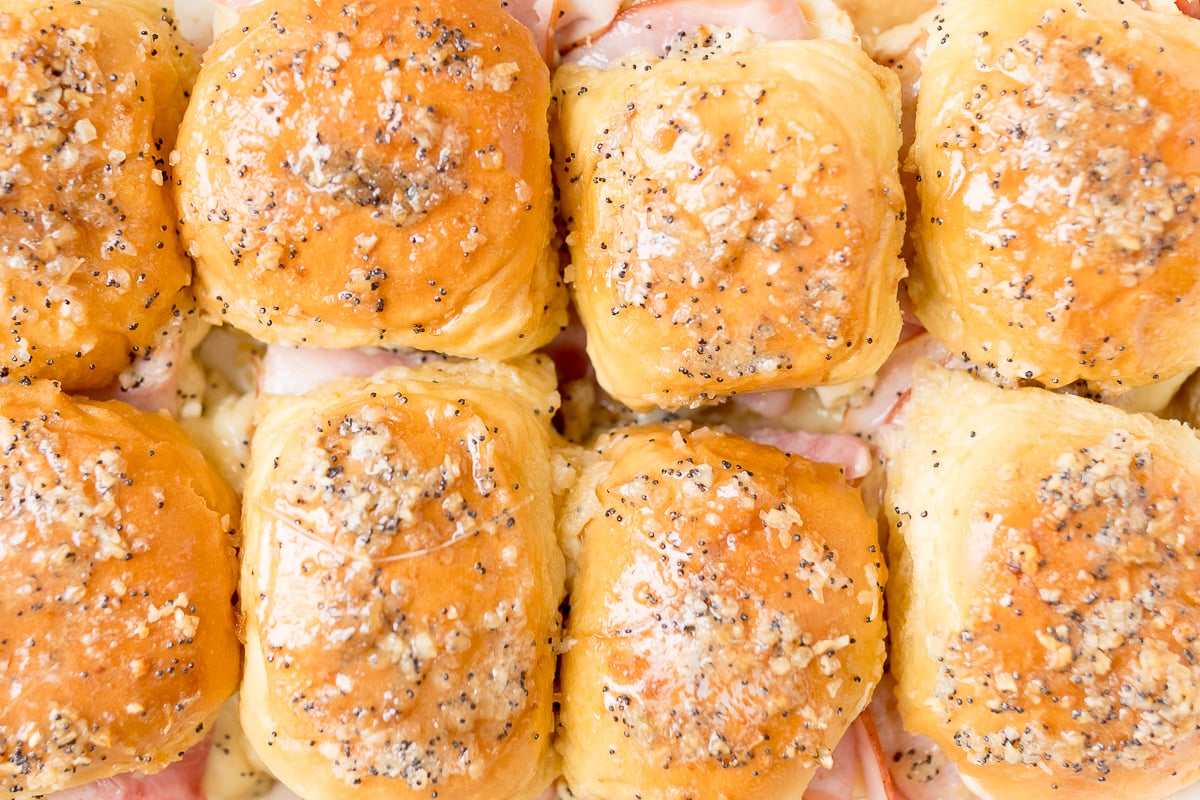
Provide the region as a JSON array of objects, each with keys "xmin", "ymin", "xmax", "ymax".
[
  {"xmin": 1, "ymin": 0, "xmax": 1197, "ymax": 406},
  {"xmin": 7, "ymin": 345, "xmax": 1200, "ymax": 799},
  {"xmin": 0, "ymin": 0, "xmax": 1198, "ymax": 800},
  {"xmin": 0, "ymin": 358, "xmax": 884, "ymax": 799}
]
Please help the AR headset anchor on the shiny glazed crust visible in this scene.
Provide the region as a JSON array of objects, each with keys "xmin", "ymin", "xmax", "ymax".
[
  {"xmin": 0, "ymin": 381, "xmax": 241, "ymax": 796},
  {"xmin": 883, "ymin": 364, "xmax": 1200, "ymax": 800},
  {"xmin": 175, "ymin": 0, "xmax": 567, "ymax": 359},
  {"xmin": 0, "ymin": 0, "xmax": 198, "ymax": 391},
  {"xmin": 553, "ymin": 36, "xmax": 906, "ymax": 411},
  {"xmin": 240, "ymin": 358, "xmax": 565, "ymax": 800},
  {"xmin": 557, "ymin": 422, "xmax": 887, "ymax": 799},
  {"xmin": 909, "ymin": 0, "xmax": 1200, "ymax": 391}
]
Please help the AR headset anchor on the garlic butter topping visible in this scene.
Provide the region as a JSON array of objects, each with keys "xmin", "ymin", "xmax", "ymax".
[
  {"xmin": 553, "ymin": 27, "xmax": 906, "ymax": 411},
  {"xmin": 0, "ymin": 379, "xmax": 240, "ymax": 796},
  {"xmin": 559, "ymin": 422, "xmax": 886, "ymax": 798},
  {"xmin": 910, "ymin": 0, "xmax": 1200, "ymax": 391},
  {"xmin": 240, "ymin": 360, "xmax": 563, "ymax": 799},
  {"xmin": 941, "ymin": 428, "xmax": 1200, "ymax": 769},
  {"xmin": 884, "ymin": 363, "xmax": 1200, "ymax": 798},
  {"xmin": 176, "ymin": 0, "xmax": 567, "ymax": 359},
  {"xmin": 0, "ymin": 0, "xmax": 198, "ymax": 391}
]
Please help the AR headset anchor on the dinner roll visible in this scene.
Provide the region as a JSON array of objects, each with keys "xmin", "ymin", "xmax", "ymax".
[
  {"xmin": 0, "ymin": 0, "xmax": 198, "ymax": 391},
  {"xmin": 0, "ymin": 380, "xmax": 241, "ymax": 796},
  {"xmin": 240, "ymin": 358, "xmax": 565, "ymax": 800},
  {"xmin": 883, "ymin": 363, "xmax": 1200, "ymax": 800},
  {"xmin": 175, "ymin": 0, "xmax": 566, "ymax": 359},
  {"xmin": 553, "ymin": 27, "xmax": 906, "ymax": 411},
  {"xmin": 557, "ymin": 422, "xmax": 887, "ymax": 799},
  {"xmin": 909, "ymin": 0, "xmax": 1200, "ymax": 392}
]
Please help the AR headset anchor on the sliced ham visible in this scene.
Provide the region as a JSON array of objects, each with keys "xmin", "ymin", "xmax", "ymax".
[
  {"xmin": 732, "ymin": 388, "xmax": 795, "ymax": 418},
  {"xmin": 91, "ymin": 349, "xmax": 182, "ymax": 413},
  {"xmin": 804, "ymin": 714, "xmax": 898, "ymax": 800},
  {"xmin": 563, "ymin": 0, "xmax": 811, "ymax": 68},
  {"xmin": 89, "ymin": 315, "xmax": 204, "ymax": 415},
  {"xmin": 554, "ymin": 0, "xmax": 623, "ymax": 50},
  {"xmin": 839, "ymin": 333, "xmax": 954, "ymax": 441},
  {"xmin": 747, "ymin": 428, "xmax": 873, "ymax": 481},
  {"xmin": 47, "ymin": 738, "xmax": 210, "ymax": 800},
  {"xmin": 869, "ymin": 676, "xmax": 977, "ymax": 800},
  {"xmin": 500, "ymin": 0, "xmax": 559, "ymax": 61},
  {"xmin": 257, "ymin": 345, "xmax": 435, "ymax": 397}
]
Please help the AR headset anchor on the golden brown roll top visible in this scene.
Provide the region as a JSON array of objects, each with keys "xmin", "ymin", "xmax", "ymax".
[
  {"xmin": 553, "ymin": 32, "xmax": 906, "ymax": 412},
  {"xmin": 883, "ymin": 364, "xmax": 1200, "ymax": 800},
  {"xmin": 240, "ymin": 358, "xmax": 565, "ymax": 800},
  {"xmin": 0, "ymin": 380, "xmax": 241, "ymax": 796},
  {"xmin": 0, "ymin": 0, "xmax": 198, "ymax": 391},
  {"xmin": 176, "ymin": 0, "xmax": 567, "ymax": 359},
  {"xmin": 910, "ymin": 0, "xmax": 1200, "ymax": 392},
  {"xmin": 557, "ymin": 422, "xmax": 886, "ymax": 799}
]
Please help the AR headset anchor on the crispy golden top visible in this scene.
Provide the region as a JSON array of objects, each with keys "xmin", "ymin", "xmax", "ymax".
[
  {"xmin": 553, "ymin": 34, "xmax": 905, "ymax": 411},
  {"xmin": 559, "ymin": 422, "xmax": 886, "ymax": 799},
  {"xmin": 911, "ymin": 0, "xmax": 1200, "ymax": 391},
  {"xmin": 0, "ymin": 380, "xmax": 240, "ymax": 796},
  {"xmin": 177, "ymin": 0, "xmax": 566, "ymax": 358},
  {"xmin": 885, "ymin": 364, "xmax": 1200, "ymax": 799},
  {"xmin": 241, "ymin": 360, "xmax": 564, "ymax": 800},
  {"xmin": 0, "ymin": 0, "xmax": 198, "ymax": 390}
]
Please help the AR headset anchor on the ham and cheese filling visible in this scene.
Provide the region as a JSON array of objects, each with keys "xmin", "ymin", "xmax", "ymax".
[
  {"xmin": 46, "ymin": 739, "xmax": 211, "ymax": 800},
  {"xmin": 561, "ymin": 0, "xmax": 811, "ymax": 67}
]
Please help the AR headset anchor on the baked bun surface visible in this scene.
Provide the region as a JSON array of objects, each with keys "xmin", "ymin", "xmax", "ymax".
[
  {"xmin": 240, "ymin": 358, "xmax": 565, "ymax": 800},
  {"xmin": 557, "ymin": 422, "xmax": 886, "ymax": 799},
  {"xmin": 910, "ymin": 0, "xmax": 1200, "ymax": 391},
  {"xmin": 176, "ymin": 0, "xmax": 566, "ymax": 359},
  {"xmin": 0, "ymin": 0, "xmax": 198, "ymax": 391},
  {"xmin": 553, "ymin": 35, "xmax": 905, "ymax": 411},
  {"xmin": 0, "ymin": 380, "xmax": 241, "ymax": 796},
  {"xmin": 883, "ymin": 364, "xmax": 1200, "ymax": 800}
]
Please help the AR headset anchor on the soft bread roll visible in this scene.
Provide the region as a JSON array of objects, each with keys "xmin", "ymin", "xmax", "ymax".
[
  {"xmin": 557, "ymin": 422, "xmax": 887, "ymax": 799},
  {"xmin": 240, "ymin": 358, "xmax": 565, "ymax": 800},
  {"xmin": 0, "ymin": 380, "xmax": 241, "ymax": 796},
  {"xmin": 883, "ymin": 363, "xmax": 1200, "ymax": 800},
  {"xmin": 553, "ymin": 31, "xmax": 906, "ymax": 411},
  {"xmin": 0, "ymin": 0, "xmax": 198, "ymax": 391},
  {"xmin": 175, "ymin": 0, "xmax": 566, "ymax": 359},
  {"xmin": 909, "ymin": 0, "xmax": 1200, "ymax": 392}
]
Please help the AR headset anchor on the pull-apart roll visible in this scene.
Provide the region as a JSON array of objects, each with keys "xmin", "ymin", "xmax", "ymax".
[
  {"xmin": 553, "ymin": 8, "xmax": 906, "ymax": 411},
  {"xmin": 909, "ymin": 0, "xmax": 1200, "ymax": 392},
  {"xmin": 557, "ymin": 422, "xmax": 887, "ymax": 799},
  {"xmin": 0, "ymin": 0, "xmax": 198, "ymax": 391},
  {"xmin": 240, "ymin": 358, "xmax": 565, "ymax": 800},
  {"xmin": 884, "ymin": 364, "xmax": 1200, "ymax": 800},
  {"xmin": 176, "ymin": 0, "xmax": 566, "ymax": 359},
  {"xmin": 0, "ymin": 381, "xmax": 241, "ymax": 796}
]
